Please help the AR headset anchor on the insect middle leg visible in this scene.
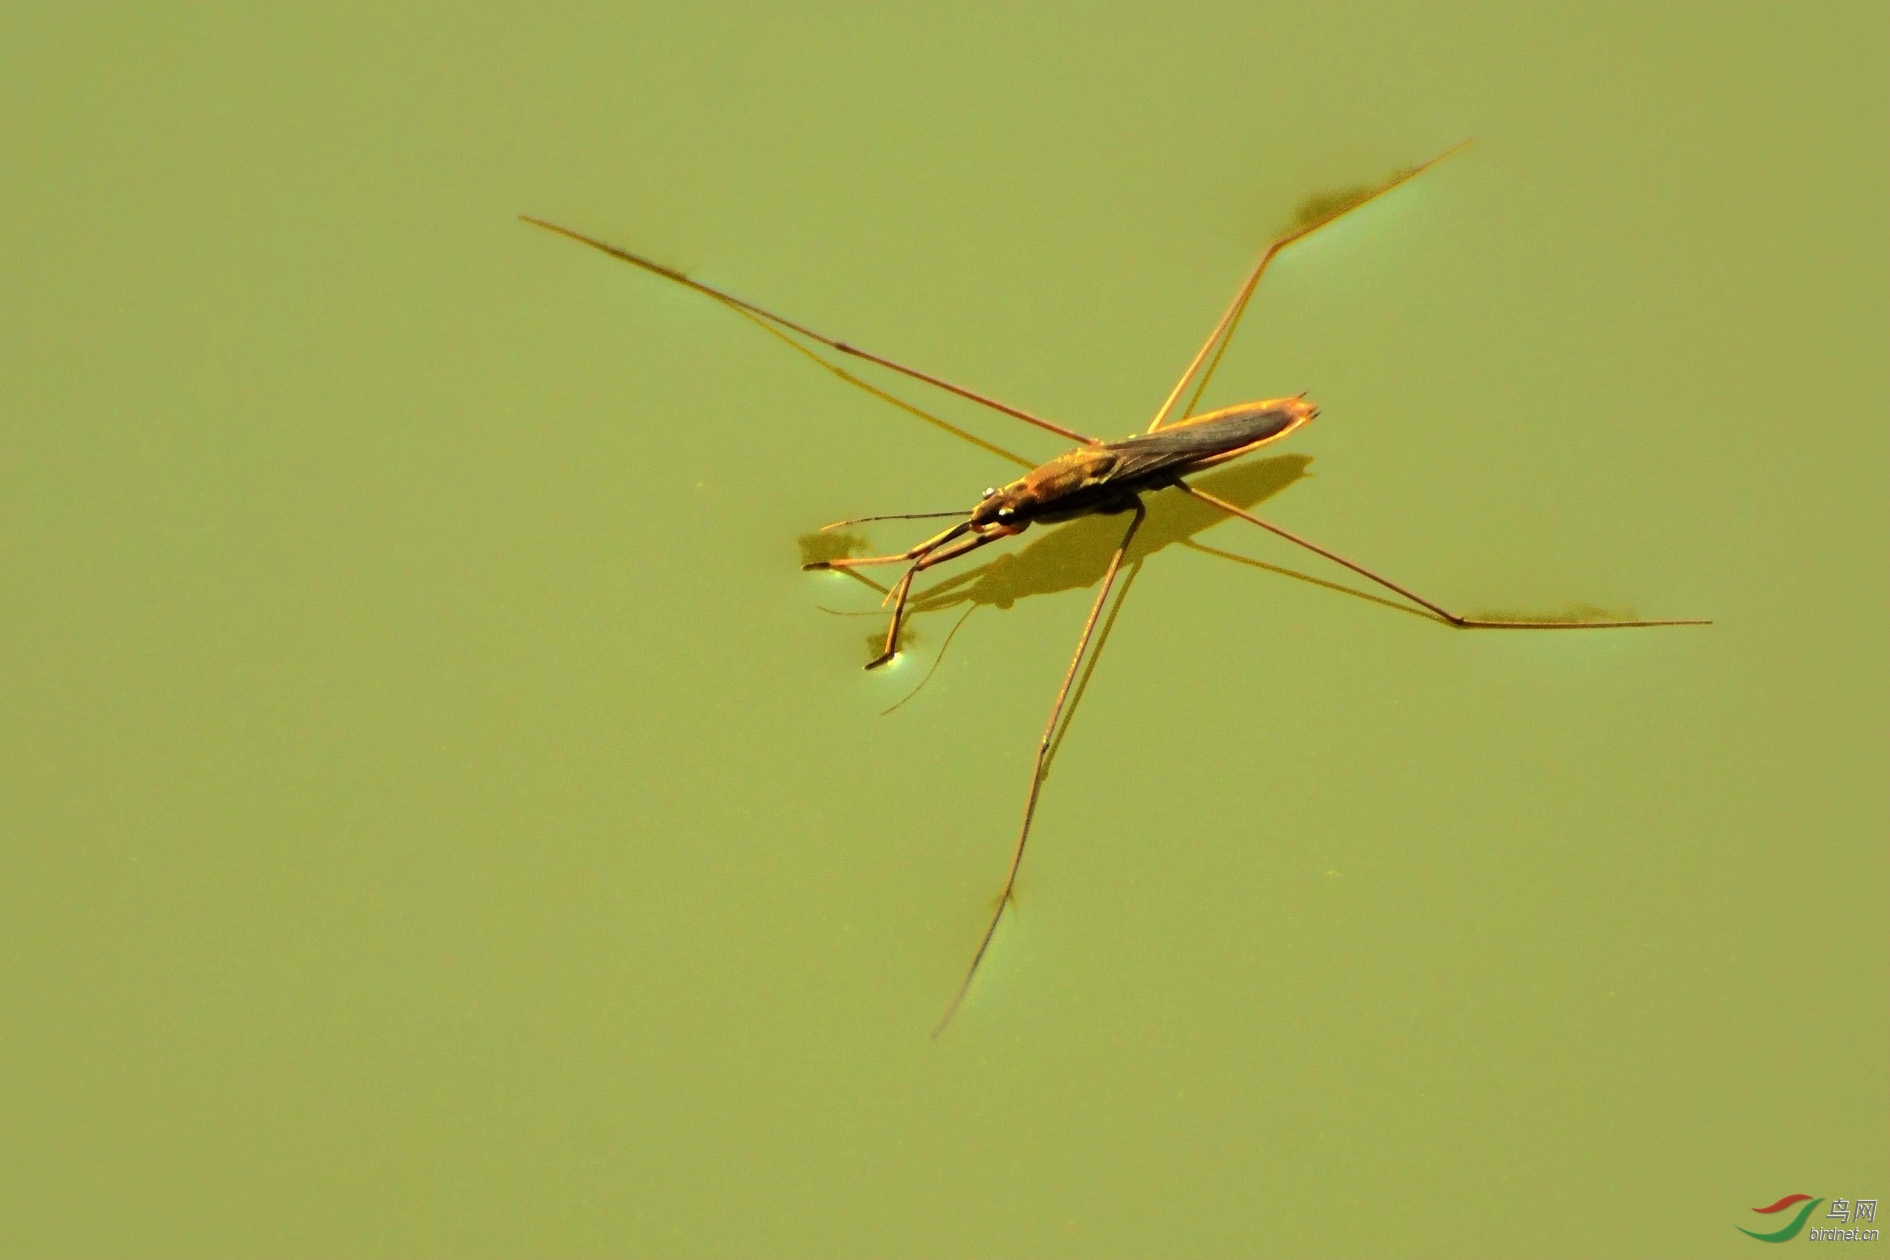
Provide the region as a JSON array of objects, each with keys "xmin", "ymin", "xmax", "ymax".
[
  {"xmin": 1148, "ymin": 141, "xmax": 1473, "ymax": 434},
  {"xmin": 932, "ymin": 497, "xmax": 1147, "ymax": 1036}
]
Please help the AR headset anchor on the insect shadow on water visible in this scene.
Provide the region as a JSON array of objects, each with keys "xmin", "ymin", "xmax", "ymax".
[
  {"xmin": 522, "ymin": 140, "xmax": 1709, "ymax": 1037},
  {"xmin": 815, "ymin": 455, "xmax": 1369, "ymax": 710}
]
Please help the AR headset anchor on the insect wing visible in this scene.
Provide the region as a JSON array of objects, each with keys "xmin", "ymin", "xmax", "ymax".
[{"xmin": 1103, "ymin": 404, "xmax": 1303, "ymax": 483}]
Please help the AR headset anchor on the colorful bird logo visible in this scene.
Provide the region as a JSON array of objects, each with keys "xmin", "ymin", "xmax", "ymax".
[{"xmin": 1739, "ymin": 1194, "xmax": 1823, "ymax": 1242}]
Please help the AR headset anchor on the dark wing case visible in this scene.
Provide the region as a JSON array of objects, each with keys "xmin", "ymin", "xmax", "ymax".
[{"xmin": 1101, "ymin": 405, "xmax": 1300, "ymax": 485}]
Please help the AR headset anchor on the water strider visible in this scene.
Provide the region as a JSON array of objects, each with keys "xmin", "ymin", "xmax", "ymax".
[{"xmin": 522, "ymin": 140, "xmax": 1707, "ymax": 1036}]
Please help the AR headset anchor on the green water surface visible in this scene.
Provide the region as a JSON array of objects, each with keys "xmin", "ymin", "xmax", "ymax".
[{"xmin": 3, "ymin": 4, "xmax": 1885, "ymax": 1257}]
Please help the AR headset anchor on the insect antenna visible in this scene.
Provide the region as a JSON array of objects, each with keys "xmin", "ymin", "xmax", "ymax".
[{"xmin": 819, "ymin": 510, "xmax": 967, "ymax": 531}]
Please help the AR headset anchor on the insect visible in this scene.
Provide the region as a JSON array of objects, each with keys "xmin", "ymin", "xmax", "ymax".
[{"xmin": 522, "ymin": 140, "xmax": 1707, "ymax": 1036}]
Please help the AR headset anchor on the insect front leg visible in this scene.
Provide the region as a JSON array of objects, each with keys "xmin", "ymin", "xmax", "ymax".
[
  {"xmin": 866, "ymin": 524, "xmax": 1022, "ymax": 670},
  {"xmin": 803, "ymin": 521, "xmax": 970, "ymax": 573}
]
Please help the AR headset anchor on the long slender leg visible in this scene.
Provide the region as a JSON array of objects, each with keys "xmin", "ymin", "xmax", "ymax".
[
  {"xmin": 520, "ymin": 216, "xmax": 1102, "ymax": 447},
  {"xmin": 1183, "ymin": 484, "xmax": 1710, "ymax": 628},
  {"xmin": 1147, "ymin": 140, "xmax": 1472, "ymax": 434},
  {"xmin": 728, "ymin": 307, "xmax": 1034, "ymax": 470},
  {"xmin": 867, "ymin": 526, "xmax": 1018, "ymax": 669},
  {"xmin": 1042, "ymin": 557, "xmax": 1145, "ymax": 772},
  {"xmin": 932, "ymin": 500, "xmax": 1148, "ymax": 1039},
  {"xmin": 1179, "ymin": 538, "xmax": 1425, "ymax": 620}
]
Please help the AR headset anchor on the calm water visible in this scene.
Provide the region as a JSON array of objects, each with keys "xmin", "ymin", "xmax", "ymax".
[{"xmin": 3, "ymin": 5, "xmax": 1885, "ymax": 1257}]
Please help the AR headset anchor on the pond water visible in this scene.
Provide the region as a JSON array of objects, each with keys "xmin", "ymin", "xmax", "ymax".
[{"xmin": 3, "ymin": 5, "xmax": 1884, "ymax": 1257}]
